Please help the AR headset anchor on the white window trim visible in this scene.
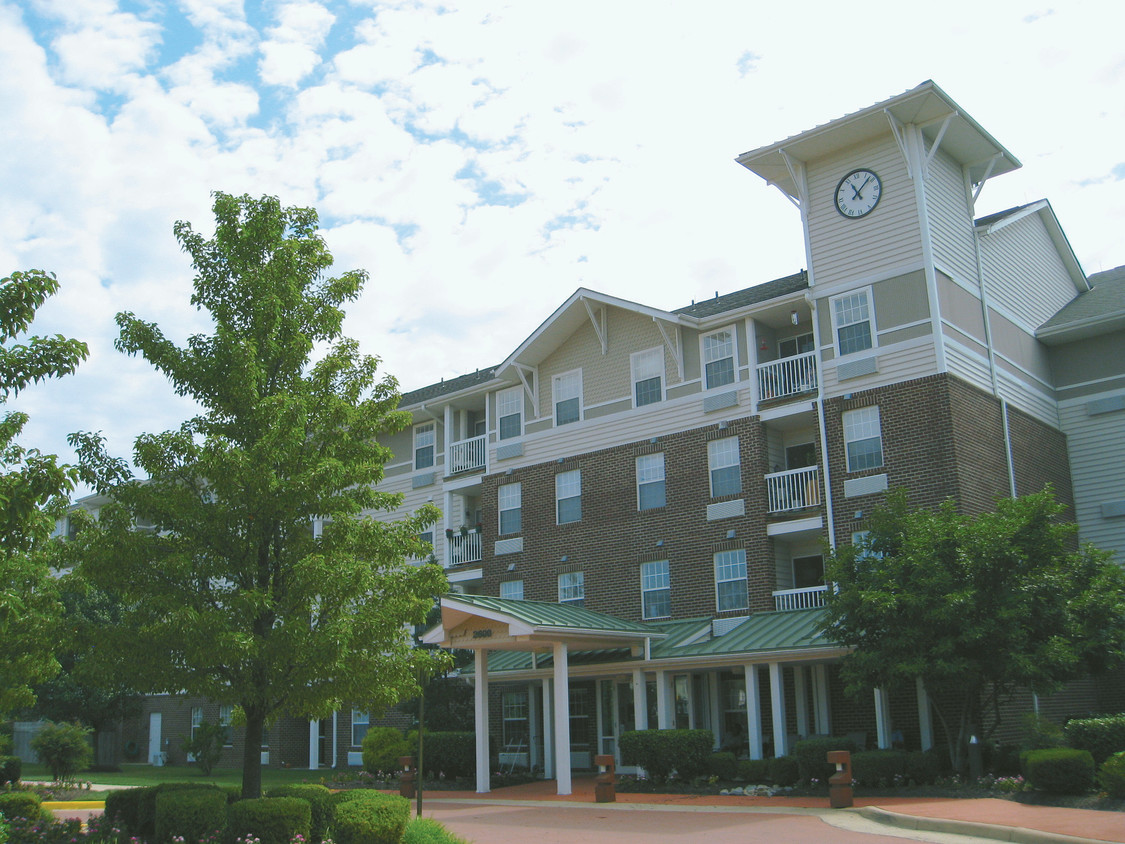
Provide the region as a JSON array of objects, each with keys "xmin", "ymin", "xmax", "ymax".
[
  {"xmin": 843, "ymin": 405, "xmax": 884, "ymax": 472},
  {"xmin": 351, "ymin": 710, "xmax": 370, "ymax": 747},
  {"xmin": 700, "ymin": 325, "xmax": 738, "ymax": 391},
  {"xmin": 829, "ymin": 286, "xmax": 877, "ymax": 359},
  {"xmin": 558, "ymin": 571, "xmax": 585, "ymax": 604},
  {"xmin": 553, "ymin": 369, "xmax": 583, "ymax": 425},
  {"xmin": 556, "ymin": 469, "xmax": 582, "ymax": 525},
  {"xmin": 500, "ymin": 579, "xmax": 524, "ymax": 600},
  {"xmin": 630, "ymin": 347, "xmax": 665, "ymax": 408},
  {"xmin": 413, "ymin": 422, "xmax": 436, "ymax": 470},
  {"xmin": 708, "ymin": 436, "xmax": 741, "ymax": 498},
  {"xmin": 640, "ymin": 560, "xmax": 671, "ymax": 620},
  {"xmin": 498, "ymin": 482, "xmax": 522, "ymax": 535},
  {"xmin": 636, "ymin": 453, "xmax": 666, "ymax": 511},
  {"xmin": 496, "ymin": 386, "xmax": 523, "ymax": 440},
  {"xmin": 714, "ymin": 549, "xmax": 749, "ymax": 612}
]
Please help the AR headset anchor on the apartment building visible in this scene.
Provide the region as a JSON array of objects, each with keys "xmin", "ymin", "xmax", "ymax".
[{"xmin": 412, "ymin": 82, "xmax": 1125, "ymax": 794}]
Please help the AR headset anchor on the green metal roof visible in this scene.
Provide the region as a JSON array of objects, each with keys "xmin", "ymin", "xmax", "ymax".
[{"xmin": 442, "ymin": 593, "xmax": 656, "ymax": 635}]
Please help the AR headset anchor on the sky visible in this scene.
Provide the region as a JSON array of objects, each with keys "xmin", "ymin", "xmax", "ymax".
[{"xmin": 2, "ymin": 0, "xmax": 1123, "ymax": 489}]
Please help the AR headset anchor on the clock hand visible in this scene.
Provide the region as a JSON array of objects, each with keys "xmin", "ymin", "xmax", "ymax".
[{"xmin": 854, "ymin": 176, "xmax": 871, "ymax": 199}]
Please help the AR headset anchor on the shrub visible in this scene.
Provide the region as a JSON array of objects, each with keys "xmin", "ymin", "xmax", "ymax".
[
  {"xmin": 851, "ymin": 750, "xmax": 907, "ymax": 787},
  {"xmin": 619, "ymin": 729, "xmax": 713, "ymax": 782},
  {"xmin": 333, "ymin": 793, "xmax": 409, "ymax": 844},
  {"xmin": 105, "ymin": 788, "xmax": 147, "ymax": 837},
  {"xmin": 1064, "ymin": 715, "xmax": 1125, "ymax": 765},
  {"xmin": 0, "ymin": 756, "xmax": 20, "ymax": 787},
  {"xmin": 705, "ymin": 752, "xmax": 738, "ymax": 781},
  {"xmin": 226, "ymin": 797, "xmax": 310, "ymax": 844},
  {"xmin": 411, "ymin": 731, "xmax": 475, "ymax": 780},
  {"xmin": 182, "ymin": 721, "xmax": 227, "ymax": 776},
  {"xmin": 130, "ymin": 783, "xmax": 234, "ymax": 839},
  {"xmin": 905, "ymin": 750, "xmax": 941, "ymax": 785},
  {"xmin": 155, "ymin": 787, "xmax": 227, "ymax": 844},
  {"xmin": 792, "ymin": 737, "xmax": 858, "ymax": 783},
  {"xmin": 1097, "ymin": 751, "xmax": 1125, "ymax": 798},
  {"xmin": 1022, "ymin": 713, "xmax": 1066, "ymax": 750},
  {"xmin": 1024, "ymin": 748, "xmax": 1095, "ymax": 794},
  {"xmin": 767, "ymin": 755, "xmax": 799, "ymax": 786},
  {"xmin": 29, "ymin": 721, "xmax": 92, "ymax": 782},
  {"xmin": 0, "ymin": 792, "xmax": 41, "ymax": 821},
  {"xmin": 402, "ymin": 816, "xmax": 471, "ymax": 844},
  {"xmin": 266, "ymin": 784, "xmax": 333, "ymax": 843},
  {"xmin": 736, "ymin": 758, "xmax": 769, "ymax": 783},
  {"xmin": 361, "ymin": 727, "xmax": 409, "ymax": 777}
]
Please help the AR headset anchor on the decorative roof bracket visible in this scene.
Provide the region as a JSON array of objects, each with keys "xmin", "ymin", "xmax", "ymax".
[
  {"xmin": 653, "ymin": 317, "xmax": 684, "ymax": 379},
  {"xmin": 512, "ymin": 363, "xmax": 538, "ymax": 419},
  {"xmin": 969, "ymin": 153, "xmax": 1002, "ymax": 207},
  {"xmin": 582, "ymin": 297, "xmax": 608, "ymax": 354},
  {"xmin": 778, "ymin": 148, "xmax": 808, "ymax": 208}
]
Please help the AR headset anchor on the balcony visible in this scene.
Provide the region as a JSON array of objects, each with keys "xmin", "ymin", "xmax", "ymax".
[
  {"xmin": 447, "ymin": 531, "xmax": 482, "ymax": 567},
  {"xmin": 756, "ymin": 351, "xmax": 817, "ymax": 403},
  {"xmin": 765, "ymin": 465, "xmax": 821, "ymax": 514},
  {"xmin": 446, "ymin": 434, "xmax": 487, "ymax": 476},
  {"xmin": 773, "ymin": 585, "xmax": 827, "ymax": 612}
]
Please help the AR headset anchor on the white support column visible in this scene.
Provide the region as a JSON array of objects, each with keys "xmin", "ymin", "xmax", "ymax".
[
  {"xmin": 916, "ymin": 678, "xmax": 933, "ymax": 751},
  {"xmin": 542, "ymin": 678, "xmax": 554, "ymax": 778},
  {"xmin": 769, "ymin": 662, "xmax": 787, "ymax": 757},
  {"xmin": 595, "ymin": 679, "xmax": 606, "ymax": 756},
  {"xmin": 553, "ymin": 642, "xmax": 572, "ymax": 795},
  {"xmin": 443, "ymin": 404, "xmax": 454, "ymax": 461},
  {"xmin": 528, "ymin": 682, "xmax": 542, "ymax": 771},
  {"xmin": 874, "ymin": 687, "xmax": 892, "ymax": 750},
  {"xmin": 632, "ymin": 668, "xmax": 648, "ymax": 729},
  {"xmin": 655, "ymin": 670, "xmax": 672, "ymax": 729},
  {"xmin": 474, "ymin": 649, "xmax": 490, "ymax": 793},
  {"xmin": 308, "ymin": 720, "xmax": 319, "ymax": 770},
  {"xmin": 708, "ymin": 673, "xmax": 722, "ymax": 748},
  {"xmin": 813, "ymin": 665, "xmax": 831, "ymax": 736},
  {"xmin": 793, "ymin": 666, "xmax": 809, "ymax": 740},
  {"xmin": 744, "ymin": 664, "xmax": 764, "ymax": 760}
]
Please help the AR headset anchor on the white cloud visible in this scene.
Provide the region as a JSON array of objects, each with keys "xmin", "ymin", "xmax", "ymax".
[{"xmin": 258, "ymin": 1, "xmax": 335, "ymax": 87}]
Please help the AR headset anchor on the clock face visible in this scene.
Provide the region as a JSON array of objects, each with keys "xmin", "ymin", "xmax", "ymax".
[{"xmin": 834, "ymin": 168, "xmax": 882, "ymax": 218}]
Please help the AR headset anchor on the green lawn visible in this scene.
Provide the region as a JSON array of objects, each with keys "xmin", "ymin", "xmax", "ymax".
[{"xmin": 22, "ymin": 762, "xmax": 344, "ymax": 789}]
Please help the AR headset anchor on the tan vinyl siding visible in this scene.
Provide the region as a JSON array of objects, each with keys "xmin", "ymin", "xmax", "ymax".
[
  {"xmin": 938, "ymin": 274, "xmax": 987, "ymax": 346},
  {"xmin": 980, "ymin": 213, "xmax": 1078, "ymax": 329},
  {"xmin": 989, "ymin": 310, "xmax": 1054, "ymax": 388},
  {"xmin": 821, "ymin": 337, "xmax": 938, "ymax": 397},
  {"xmin": 1059, "ymin": 394, "xmax": 1125, "ymax": 562},
  {"xmin": 806, "ymin": 137, "xmax": 923, "ymax": 288},
  {"xmin": 1049, "ymin": 334, "xmax": 1125, "ymax": 389},
  {"xmin": 873, "ymin": 270, "xmax": 930, "ymax": 326},
  {"xmin": 925, "ymin": 148, "xmax": 978, "ymax": 284},
  {"xmin": 945, "ymin": 338, "xmax": 993, "ymax": 390}
]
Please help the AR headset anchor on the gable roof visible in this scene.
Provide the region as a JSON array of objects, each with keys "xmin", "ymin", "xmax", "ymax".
[
  {"xmin": 1038, "ymin": 264, "xmax": 1125, "ymax": 344},
  {"xmin": 975, "ymin": 199, "xmax": 1087, "ymax": 295}
]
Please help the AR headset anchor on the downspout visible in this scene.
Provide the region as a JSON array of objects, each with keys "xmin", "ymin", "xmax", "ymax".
[
  {"xmin": 332, "ymin": 710, "xmax": 338, "ymax": 768},
  {"xmin": 810, "ymin": 294, "xmax": 837, "ymax": 549}
]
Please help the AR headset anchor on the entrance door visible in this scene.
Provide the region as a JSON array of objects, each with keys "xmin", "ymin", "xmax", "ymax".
[{"xmin": 148, "ymin": 712, "xmax": 163, "ymax": 766}]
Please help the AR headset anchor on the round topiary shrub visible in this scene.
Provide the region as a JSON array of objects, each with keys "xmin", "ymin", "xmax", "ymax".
[
  {"xmin": 0, "ymin": 756, "xmax": 21, "ymax": 788},
  {"xmin": 1098, "ymin": 751, "xmax": 1125, "ymax": 798},
  {"xmin": 266, "ymin": 784, "xmax": 334, "ymax": 842},
  {"xmin": 0, "ymin": 792, "xmax": 41, "ymax": 821},
  {"xmin": 155, "ymin": 787, "xmax": 227, "ymax": 844},
  {"xmin": 705, "ymin": 752, "xmax": 738, "ymax": 781},
  {"xmin": 226, "ymin": 797, "xmax": 310, "ymax": 844},
  {"xmin": 1024, "ymin": 748, "xmax": 1095, "ymax": 795},
  {"xmin": 361, "ymin": 727, "xmax": 409, "ymax": 777},
  {"xmin": 333, "ymin": 793, "xmax": 409, "ymax": 844}
]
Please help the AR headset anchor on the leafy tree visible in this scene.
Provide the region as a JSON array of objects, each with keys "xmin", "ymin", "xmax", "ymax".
[
  {"xmin": 823, "ymin": 488, "xmax": 1125, "ymax": 773},
  {"xmin": 0, "ymin": 269, "xmax": 88, "ymax": 715},
  {"xmin": 70, "ymin": 193, "xmax": 448, "ymax": 799},
  {"xmin": 30, "ymin": 721, "xmax": 93, "ymax": 782},
  {"xmin": 182, "ymin": 720, "xmax": 226, "ymax": 776}
]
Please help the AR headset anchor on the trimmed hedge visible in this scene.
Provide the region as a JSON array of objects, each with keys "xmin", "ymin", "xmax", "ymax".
[
  {"xmin": 131, "ymin": 783, "xmax": 235, "ymax": 839},
  {"xmin": 266, "ymin": 784, "xmax": 334, "ymax": 843},
  {"xmin": 852, "ymin": 750, "xmax": 906, "ymax": 787},
  {"xmin": 905, "ymin": 750, "xmax": 941, "ymax": 785},
  {"xmin": 1063, "ymin": 715, "xmax": 1125, "ymax": 765},
  {"xmin": 105, "ymin": 787, "xmax": 146, "ymax": 836},
  {"xmin": 227, "ymin": 797, "xmax": 310, "ymax": 844},
  {"xmin": 1098, "ymin": 751, "xmax": 1125, "ymax": 798},
  {"xmin": 792, "ymin": 737, "xmax": 858, "ymax": 783},
  {"xmin": 767, "ymin": 756, "xmax": 799, "ymax": 786},
  {"xmin": 155, "ymin": 788, "xmax": 227, "ymax": 844},
  {"xmin": 736, "ymin": 758, "xmax": 769, "ymax": 783},
  {"xmin": 705, "ymin": 752, "xmax": 738, "ymax": 781},
  {"xmin": 0, "ymin": 792, "xmax": 41, "ymax": 821},
  {"xmin": 0, "ymin": 756, "xmax": 20, "ymax": 787},
  {"xmin": 361, "ymin": 727, "xmax": 409, "ymax": 777},
  {"xmin": 410, "ymin": 731, "xmax": 475, "ymax": 779},
  {"xmin": 619, "ymin": 729, "xmax": 713, "ymax": 782},
  {"xmin": 402, "ymin": 817, "xmax": 471, "ymax": 844},
  {"xmin": 333, "ymin": 793, "xmax": 410, "ymax": 844},
  {"xmin": 1024, "ymin": 748, "xmax": 1095, "ymax": 795}
]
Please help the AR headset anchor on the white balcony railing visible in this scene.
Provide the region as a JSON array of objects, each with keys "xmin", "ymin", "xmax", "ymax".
[
  {"xmin": 773, "ymin": 585, "xmax": 828, "ymax": 612},
  {"xmin": 765, "ymin": 465, "xmax": 821, "ymax": 514},
  {"xmin": 756, "ymin": 351, "xmax": 817, "ymax": 402},
  {"xmin": 447, "ymin": 434, "xmax": 487, "ymax": 475},
  {"xmin": 447, "ymin": 531, "xmax": 482, "ymax": 567}
]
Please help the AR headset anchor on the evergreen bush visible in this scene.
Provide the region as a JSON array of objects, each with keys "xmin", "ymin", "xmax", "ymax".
[
  {"xmin": 904, "ymin": 750, "xmax": 941, "ymax": 785},
  {"xmin": 266, "ymin": 784, "xmax": 334, "ymax": 843},
  {"xmin": 619, "ymin": 729, "xmax": 713, "ymax": 782},
  {"xmin": 29, "ymin": 721, "xmax": 92, "ymax": 782},
  {"xmin": 411, "ymin": 731, "xmax": 475, "ymax": 779},
  {"xmin": 0, "ymin": 792, "xmax": 40, "ymax": 821},
  {"xmin": 792, "ymin": 736, "xmax": 858, "ymax": 783},
  {"xmin": 1097, "ymin": 751, "xmax": 1125, "ymax": 798},
  {"xmin": 226, "ymin": 797, "xmax": 310, "ymax": 844},
  {"xmin": 767, "ymin": 755, "xmax": 799, "ymax": 786},
  {"xmin": 333, "ymin": 793, "xmax": 409, "ymax": 844},
  {"xmin": 736, "ymin": 758, "xmax": 769, "ymax": 783},
  {"xmin": 1063, "ymin": 715, "xmax": 1125, "ymax": 765},
  {"xmin": 1024, "ymin": 748, "xmax": 1095, "ymax": 794},
  {"xmin": 0, "ymin": 757, "xmax": 20, "ymax": 787},
  {"xmin": 851, "ymin": 750, "xmax": 906, "ymax": 787},
  {"xmin": 361, "ymin": 727, "xmax": 409, "ymax": 777},
  {"xmin": 705, "ymin": 752, "xmax": 738, "ymax": 781},
  {"xmin": 104, "ymin": 788, "xmax": 147, "ymax": 837},
  {"xmin": 401, "ymin": 816, "xmax": 471, "ymax": 844},
  {"xmin": 155, "ymin": 787, "xmax": 227, "ymax": 844}
]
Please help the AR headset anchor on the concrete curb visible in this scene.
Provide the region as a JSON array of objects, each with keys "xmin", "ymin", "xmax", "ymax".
[{"xmin": 857, "ymin": 806, "xmax": 1111, "ymax": 844}]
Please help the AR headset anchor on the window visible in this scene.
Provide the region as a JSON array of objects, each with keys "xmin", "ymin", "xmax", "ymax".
[
  {"xmin": 219, "ymin": 705, "xmax": 233, "ymax": 746},
  {"xmin": 416, "ymin": 531, "xmax": 433, "ymax": 562},
  {"xmin": 715, "ymin": 549, "xmax": 748, "ymax": 611},
  {"xmin": 708, "ymin": 437, "xmax": 741, "ymax": 497},
  {"xmin": 554, "ymin": 370, "xmax": 582, "ymax": 425},
  {"xmin": 500, "ymin": 579, "xmax": 524, "ymax": 600},
  {"xmin": 792, "ymin": 555, "xmax": 824, "ymax": 589},
  {"xmin": 351, "ymin": 710, "xmax": 370, "ymax": 747},
  {"xmin": 631, "ymin": 347, "xmax": 664, "ymax": 407},
  {"xmin": 702, "ymin": 328, "xmax": 736, "ymax": 389},
  {"xmin": 636, "ymin": 453, "xmax": 666, "ymax": 510},
  {"xmin": 190, "ymin": 706, "xmax": 203, "ymax": 742},
  {"xmin": 852, "ymin": 530, "xmax": 883, "ymax": 560},
  {"xmin": 498, "ymin": 483, "xmax": 522, "ymax": 535},
  {"xmin": 832, "ymin": 290, "xmax": 874, "ymax": 356},
  {"xmin": 414, "ymin": 423, "xmax": 435, "ymax": 469},
  {"xmin": 497, "ymin": 386, "xmax": 522, "ymax": 440},
  {"xmin": 556, "ymin": 469, "xmax": 581, "ymax": 524},
  {"xmin": 502, "ymin": 690, "xmax": 529, "ymax": 752},
  {"xmin": 778, "ymin": 332, "xmax": 815, "ymax": 358},
  {"xmin": 641, "ymin": 560, "xmax": 670, "ymax": 619},
  {"xmin": 843, "ymin": 406, "xmax": 883, "ymax": 471},
  {"xmin": 558, "ymin": 571, "xmax": 585, "ymax": 606}
]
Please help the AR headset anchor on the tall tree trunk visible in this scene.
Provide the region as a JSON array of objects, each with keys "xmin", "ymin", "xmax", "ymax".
[{"xmin": 242, "ymin": 709, "xmax": 265, "ymax": 800}]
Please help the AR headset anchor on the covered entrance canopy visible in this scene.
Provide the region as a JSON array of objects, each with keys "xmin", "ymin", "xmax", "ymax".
[{"xmin": 422, "ymin": 593, "xmax": 665, "ymax": 794}]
